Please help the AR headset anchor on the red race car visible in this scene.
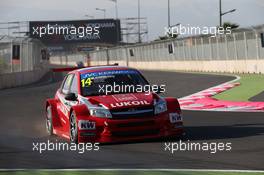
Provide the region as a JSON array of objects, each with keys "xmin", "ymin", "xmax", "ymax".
[{"xmin": 46, "ymin": 65, "xmax": 184, "ymax": 143}]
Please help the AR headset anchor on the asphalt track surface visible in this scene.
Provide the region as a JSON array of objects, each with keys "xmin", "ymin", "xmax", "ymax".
[{"xmin": 0, "ymin": 70, "xmax": 264, "ymax": 170}]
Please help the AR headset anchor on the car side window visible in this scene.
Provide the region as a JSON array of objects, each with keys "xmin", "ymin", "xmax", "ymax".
[
  {"xmin": 62, "ymin": 74, "xmax": 74, "ymax": 94},
  {"xmin": 69, "ymin": 75, "xmax": 78, "ymax": 95}
]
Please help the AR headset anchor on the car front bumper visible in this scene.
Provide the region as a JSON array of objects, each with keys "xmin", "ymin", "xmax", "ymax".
[{"xmin": 77, "ymin": 112, "xmax": 184, "ymax": 143}]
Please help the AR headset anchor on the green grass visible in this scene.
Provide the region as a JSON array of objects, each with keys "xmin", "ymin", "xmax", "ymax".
[
  {"xmin": 214, "ymin": 74, "xmax": 264, "ymax": 101},
  {"xmin": 0, "ymin": 171, "xmax": 263, "ymax": 175}
]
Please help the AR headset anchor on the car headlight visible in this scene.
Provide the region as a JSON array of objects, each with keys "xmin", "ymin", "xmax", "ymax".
[
  {"xmin": 89, "ymin": 107, "xmax": 112, "ymax": 118},
  {"xmin": 154, "ymin": 98, "xmax": 167, "ymax": 115}
]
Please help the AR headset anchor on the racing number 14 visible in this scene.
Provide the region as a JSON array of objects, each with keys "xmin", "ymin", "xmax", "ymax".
[{"xmin": 81, "ymin": 78, "xmax": 93, "ymax": 87}]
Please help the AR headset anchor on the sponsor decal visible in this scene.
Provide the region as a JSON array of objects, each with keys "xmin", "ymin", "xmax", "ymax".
[
  {"xmin": 110, "ymin": 100, "xmax": 150, "ymax": 108},
  {"xmin": 78, "ymin": 120, "xmax": 96, "ymax": 130},
  {"xmin": 81, "ymin": 70, "xmax": 138, "ymax": 79},
  {"xmin": 169, "ymin": 113, "xmax": 182, "ymax": 123}
]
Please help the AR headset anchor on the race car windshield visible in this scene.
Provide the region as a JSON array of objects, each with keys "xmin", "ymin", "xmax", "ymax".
[{"xmin": 80, "ymin": 70, "xmax": 149, "ymax": 96}]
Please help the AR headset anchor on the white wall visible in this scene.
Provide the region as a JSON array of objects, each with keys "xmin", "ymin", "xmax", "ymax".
[{"xmin": 0, "ymin": 68, "xmax": 48, "ymax": 89}]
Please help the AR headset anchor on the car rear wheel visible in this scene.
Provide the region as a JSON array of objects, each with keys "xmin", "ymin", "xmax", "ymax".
[
  {"xmin": 46, "ymin": 106, "xmax": 53, "ymax": 135},
  {"xmin": 70, "ymin": 112, "xmax": 78, "ymax": 144}
]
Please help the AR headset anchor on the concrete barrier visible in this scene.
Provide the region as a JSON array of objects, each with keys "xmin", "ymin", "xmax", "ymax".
[
  {"xmin": 90, "ymin": 60, "xmax": 264, "ymax": 74},
  {"xmin": 50, "ymin": 55, "xmax": 264, "ymax": 74},
  {"xmin": 124, "ymin": 60, "xmax": 264, "ymax": 74},
  {"xmin": 0, "ymin": 68, "xmax": 48, "ymax": 90},
  {"xmin": 50, "ymin": 60, "xmax": 127, "ymax": 67}
]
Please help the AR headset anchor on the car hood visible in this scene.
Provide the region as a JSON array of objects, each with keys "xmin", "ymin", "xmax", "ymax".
[{"xmin": 87, "ymin": 93, "xmax": 156, "ymax": 110}]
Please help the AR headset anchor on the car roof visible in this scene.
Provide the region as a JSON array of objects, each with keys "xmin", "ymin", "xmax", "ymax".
[{"xmin": 70, "ymin": 65, "xmax": 138, "ymax": 75}]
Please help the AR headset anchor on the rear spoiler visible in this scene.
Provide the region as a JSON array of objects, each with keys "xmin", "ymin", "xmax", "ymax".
[{"xmin": 51, "ymin": 63, "xmax": 119, "ymax": 72}]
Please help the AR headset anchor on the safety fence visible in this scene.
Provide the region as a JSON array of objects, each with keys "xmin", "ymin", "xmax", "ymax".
[
  {"xmin": 87, "ymin": 26, "xmax": 264, "ymax": 73},
  {"xmin": 92, "ymin": 29, "xmax": 264, "ymax": 61}
]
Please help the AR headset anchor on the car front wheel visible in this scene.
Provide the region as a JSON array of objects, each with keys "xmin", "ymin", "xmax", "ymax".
[
  {"xmin": 46, "ymin": 106, "xmax": 53, "ymax": 135},
  {"xmin": 70, "ymin": 111, "xmax": 78, "ymax": 144}
]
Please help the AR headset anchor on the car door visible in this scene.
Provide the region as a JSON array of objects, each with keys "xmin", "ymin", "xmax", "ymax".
[{"xmin": 57, "ymin": 74, "xmax": 75, "ymax": 131}]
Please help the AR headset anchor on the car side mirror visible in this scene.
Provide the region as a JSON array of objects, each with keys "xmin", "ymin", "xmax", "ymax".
[{"xmin": 65, "ymin": 93, "xmax": 77, "ymax": 101}]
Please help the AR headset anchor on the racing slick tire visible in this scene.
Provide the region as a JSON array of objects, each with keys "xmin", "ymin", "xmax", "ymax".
[
  {"xmin": 46, "ymin": 105, "xmax": 53, "ymax": 135},
  {"xmin": 70, "ymin": 111, "xmax": 78, "ymax": 144}
]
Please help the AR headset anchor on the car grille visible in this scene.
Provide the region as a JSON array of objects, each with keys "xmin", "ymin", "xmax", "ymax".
[
  {"xmin": 110, "ymin": 106, "xmax": 154, "ymax": 119},
  {"xmin": 112, "ymin": 129, "xmax": 160, "ymax": 137},
  {"xmin": 116, "ymin": 120, "xmax": 155, "ymax": 128}
]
